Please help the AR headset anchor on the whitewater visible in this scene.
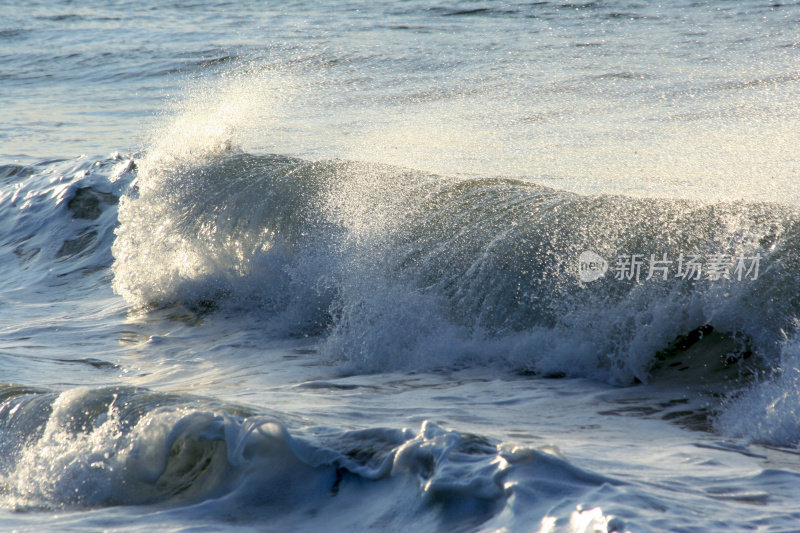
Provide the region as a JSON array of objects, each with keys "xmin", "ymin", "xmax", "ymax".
[{"xmin": 2, "ymin": 1, "xmax": 800, "ymax": 531}]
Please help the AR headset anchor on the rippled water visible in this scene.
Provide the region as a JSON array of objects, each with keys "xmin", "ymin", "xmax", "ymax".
[{"xmin": 3, "ymin": 1, "xmax": 800, "ymax": 531}]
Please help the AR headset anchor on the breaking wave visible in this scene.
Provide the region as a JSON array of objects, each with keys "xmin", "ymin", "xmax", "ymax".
[{"xmin": 111, "ymin": 148, "xmax": 800, "ymax": 387}]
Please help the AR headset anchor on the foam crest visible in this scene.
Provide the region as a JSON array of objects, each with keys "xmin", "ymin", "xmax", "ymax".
[{"xmin": 0, "ymin": 386, "xmax": 330, "ymax": 509}]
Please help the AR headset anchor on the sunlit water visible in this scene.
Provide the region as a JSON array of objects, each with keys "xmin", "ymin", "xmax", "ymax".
[{"xmin": 2, "ymin": 1, "xmax": 800, "ymax": 531}]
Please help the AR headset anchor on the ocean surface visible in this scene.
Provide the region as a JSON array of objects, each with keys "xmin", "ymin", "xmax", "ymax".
[{"xmin": 2, "ymin": 1, "xmax": 800, "ymax": 531}]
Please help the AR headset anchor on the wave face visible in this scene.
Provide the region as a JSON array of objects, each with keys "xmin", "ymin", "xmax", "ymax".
[{"xmin": 111, "ymin": 145, "xmax": 800, "ymax": 385}]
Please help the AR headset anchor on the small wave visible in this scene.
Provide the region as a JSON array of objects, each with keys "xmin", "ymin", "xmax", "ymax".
[
  {"xmin": 0, "ymin": 384, "xmax": 624, "ymax": 530},
  {"xmin": 0, "ymin": 154, "xmax": 135, "ymax": 289},
  {"xmin": 0, "ymin": 163, "xmax": 34, "ymax": 183},
  {"xmin": 0, "ymin": 28, "xmax": 31, "ymax": 40}
]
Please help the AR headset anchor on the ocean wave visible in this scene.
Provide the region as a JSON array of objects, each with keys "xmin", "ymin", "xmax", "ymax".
[
  {"xmin": 111, "ymin": 147, "xmax": 800, "ymax": 387},
  {"xmin": 5, "ymin": 143, "xmax": 800, "ymax": 446},
  {"xmin": 0, "ymin": 154, "xmax": 134, "ymax": 290},
  {"xmin": 0, "ymin": 384, "xmax": 624, "ymax": 531}
]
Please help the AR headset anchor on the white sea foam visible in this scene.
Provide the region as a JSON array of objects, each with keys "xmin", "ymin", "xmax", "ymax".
[{"xmin": 715, "ymin": 336, "xmax": 800, "ymax": 446}]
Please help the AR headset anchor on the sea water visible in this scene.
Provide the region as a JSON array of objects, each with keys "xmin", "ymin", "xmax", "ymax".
[{"xmin": 2, "ymin": 1, "xmax": 800, "ymax": 531}]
